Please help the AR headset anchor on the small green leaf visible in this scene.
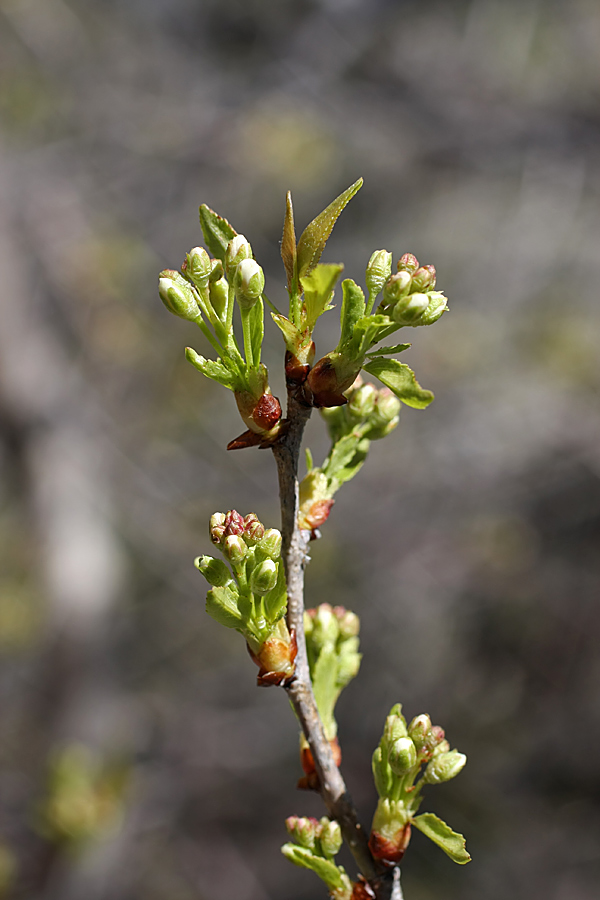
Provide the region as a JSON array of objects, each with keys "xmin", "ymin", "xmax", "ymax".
[
  {"xmin": 271, "ymin": 313, "xmax": 303, "ymax": 355},
  {"xmin": 281, "ymin": 190, "xmax": 297, "ymax": 293},
  {"xmin": 205, "ymin": 585, "xmax": 242, "ymax": 629},
  {"xmin": 363, "ymin": 358, "xmax": 434, "ymax": 409},
  {"xmin": 412, "ymin": 813, "xmax": 471, "ymax": 865},
  {"xmin": 366, "ymin": 343, "xmax": 411, "ymax": 358},
  {"xmin": 339, "ymin": 279, "xmax": 366, "ymax": 348},
  {"xmin": 185, "ymin": 347, "xmax": 238, "ymax": 390},
  {"xmin": 312, "ymin": 643, "xmax": 339, "ymax": 738},
  {"xmin": 248, "ymin": 297, "xmax": 264, "ymax": 366},
  {"xmin": 199, "ymin": 204, "xmax": 238, "ymax": 262},
  {"xmin": 281, "ymin": 844, "xmax": 350, "ymax": 893},
  {"xmin": 300, "ymin": 263, "xmax": 344, "ymax": 330},
  {"xmin": 297, "ymin": 178, "xmax": 363, "ymax": 277},
  {"xmin": 342, "ymin": 314, "xmax": 392, "ymax": 357}
]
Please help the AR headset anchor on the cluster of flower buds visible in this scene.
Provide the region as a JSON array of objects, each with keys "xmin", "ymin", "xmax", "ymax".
[
  {"xmin": 297, "ymin": 604, "xmax": 361, "ymax": 789},
  {"xmin": 197, "ymin": 511, "xmax": 295, "ymax": 686},
  {"xmin": 281, "ymin": 816, "xmax": 353, "ymax": 900},
  {"xmin": 369, "ymin": 704, "xmax": 468, "ymax": 866},
  {"xmin": 377, "ymin": 252, "xmax": 447, "ymax": 327}
]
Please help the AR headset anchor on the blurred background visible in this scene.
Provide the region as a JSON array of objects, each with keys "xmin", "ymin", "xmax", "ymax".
[{"xmin": 1, "ymin": 1, "xmax": 599, "ymax": 898}]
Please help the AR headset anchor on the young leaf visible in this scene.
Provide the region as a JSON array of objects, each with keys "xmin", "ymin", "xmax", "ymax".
[
  {"xmin": 271, "ymin": 313, "xmax": 303, "ymax": 355},
  {"xmin": 339, "ymin": 279, "xmax": 366, "ymax": 348},
  {"xmin": 280, "ymin": 844, "xmax": 350, "ymax": 894},
  {"xmin": 296, "ymin": 178, "xmax": 363, "ymax": 278},
  {"xmin": 363, "ymin": 358, "xmax": 434, "ymax": 409},
  {"xmin": 199, "ymin": 204, "xmax": 238, "ymax": 263},
  {"xmin": 366, "ymin": 343, "xmax": 411, "ymax": 358},
  {"xmin": 312, "ymin": 643, "xmax": 339, "ymax": 738},
  {"xmin": 300, "ymin": 263, "xmax": 344, "ymax": 330},
  {"xmin": 412, "ymin": 813, "xmax": 471, "ymax": 865},
  {"xmin": 185, "ymin": 348, "xmax": 238, "ymax": 390},
  {"xmin": 281, "ymin": 190, "xmax": 297, "ymax": 293},
  {"xmin": 205, "ymin": 586, "xmax": 243, "ymax": 630},
  {"xmin": 248, "ymin": 297, "xmax": 264, "ymax": 366}
]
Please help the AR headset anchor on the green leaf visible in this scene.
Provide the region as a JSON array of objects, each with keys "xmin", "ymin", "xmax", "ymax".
[
  {"xmin": 185, "ymin": 347, "xmax": 238, "ymax": 390},
  {"xmin": 206, "ymin": 585, "xmax": 242, "ymax": 630},
  {"xmin": 363, "ymin": 358, "xmax": 434, "ymax": 409},
  {"xmin": 281, "ymin": 190, "xmax": 297, "ymax": 293},
  {"xmin": 339, "ymin": 279, "xmax": 366, "ymax": 348},
  {"xmin": 296, "ymin": 178, "xmax": 363, "ymax": 278},
  {"xmin": 248, "ymin": 297, "xmax": 264, "ymax": 366},
  {"xmin": 271, "ymin": 313, "xmax": 303, "ymax": 356},
  {"xmin": 322, "ymin": 433, "xmax": 362, "ymax": 482},
  {"xmin": 280, "ymin": 845, "xmax": 350, "ymax": 893},
  {"xmin": 412, "ymin": 813, "xmax": 471, "ymax": 865},
  {"xmin": 341, "ymin": 314, "xmax": 392, "ymax": 358},
  {"xmin": 312, "ymin": 643, "xmax": 339, "ymax": 738},
  {"xmin": 366, "ymin": 343, "xmax": 411, "ymax": 358},
  {"xmin": 300, "ymin": 263, "xmax": 344, "ymax": 330},
  {"xmin": 199, "ymin": 204, "xmax": 238, "ymax": 263}
]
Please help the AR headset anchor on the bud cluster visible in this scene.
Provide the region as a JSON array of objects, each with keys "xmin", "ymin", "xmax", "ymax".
[
  {"xmin": 197, "ymin": 511, "xmax": 294, "ymax": 685},
  {"xmin": 378, "ymin": 252, "xmax": 447, "ymax": 327},
  {"xmin": 281, "ymin": 816, "xmax": 353, "ymax": 900},
  {"xmin": 369, "ymin": 704, "xmax": 466, "ymax": 864}
]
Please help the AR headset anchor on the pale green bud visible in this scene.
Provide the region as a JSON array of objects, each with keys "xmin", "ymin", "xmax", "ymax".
[
  {"xmin": 366, "ymin": 249, "xmax": 392, "ymax": 298},
  {"xmin": 318, "ymin": 818, "xmax": 342, "ymax": 858},
  {"xmin": 195, "ymin": 555, "xmax": 231, "ymax": 587},
  {"xmin": 225, "ymin": 234, "xmax": 252, "ymax": 279},
  {"xmin": 208, "ymin": 276, "xmax": 228, "ymax": 320},
  {"xmin": 432, "ymin": 739, "xmax": 451, "ymax": 757},
  {"xmin": 411, "ymin": 264, "xmax": 436, "ymax": 292},
  {"xmin": 388, "ymin": 736, "xmax": 417, "ymax": 775},
  {"xmin": 335, "ymin": 607, "xmax": 360, "ymax": 639},
  {"xmin": 184, "ymin": 247, "xmax": 211, "ymax": 289},
  {"xmin": 383, "ymin": 271, "xmax": 412, "ymax": 306},
  {"xmin": 223, "ymin": 534, "xmax": 247, "ymax": 564},
  {"xmin": 375, "ymin": 389, "xmax": 401, "ymax": 423},
  {"xmin": 311, "ymin": 604, "xmax": 339, "ymax": 647},
  {"xmin": 158, "ymin": 270, "xmax": 200, "ymax": 321},
  {"xmin": 348, "ymin": 383, "xmax": 377, "ymax": 418},
  {"xmin": 233, "ymin": 258, "xmax": 265, "ymax": 310},
  {"xmin": 383, "ymin": 711, "xmax": 408, "ymax": 747},
  {"xmin": 209, "ymin": 258, "xmax": 224, "ymax": 281},
  {"xmin": 259, "ymin": 528, "xmax": 282, "ymax": 559},
  {"xmin": 250, "ymin": 559, "xmax": 278, "ymax": 595},
  {"xmin": 392, "ymin": 292, "xmax": 429, "ymax": 324},
  {"xmin": 424, "ymin": 749, "xmax": 467, "ymax": 784},
  {"xmin": 285, "ymin": 815, "xmax": 318, "ymax": 849},
  {"xmin": 408, "ymin": 714, "xmax": 432, "ymax": 750},
  {"xmin": 418, "ymin": 291, "xmax": 448, "ymax": 326}
]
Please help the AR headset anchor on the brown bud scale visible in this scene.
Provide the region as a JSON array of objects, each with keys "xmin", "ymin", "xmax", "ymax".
[{"xmin": 368, "ymin": 823, "xmax": 412, "ymax": 865}]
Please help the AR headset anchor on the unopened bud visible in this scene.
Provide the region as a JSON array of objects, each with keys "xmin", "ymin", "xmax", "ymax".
[
  {"xmin": 428, "ymin": 725, "xmax": 446, "ymax": 750},
  {"xmin": 223, "ymin": 534, "xmax": 247, "ymax": 564},
  {"xmin": 383, "ymin": 271, "xmax": 412, "ymax": 306},
  {"xmin": 432, "ymin": 739, "xmax": 451, "ymax": 757},
  {"xmin": 375, "ymin": 389, "xmax": 401, "ymax": 423},
  {"xmin": 233, "ymin": 259, "xmax": 265, "ymax": 310},
  {"xmin": 158, "ymin": 270, "xmax": 200, "ymax": 321},
  {"xmin": 334, "ymin": 607, "xmax": 360, "ymax": 638},
  {"xmin": 225, "ymin": 234, "xmax": 252, "ymax": 279},
  {"xmin": 366, "ymin": 249, "xmax": 393, "ymax": 298},
  {"xmin": 259, "ymin": 528, "xmax": 282, "ymax": 559},
  {"xmin": 209, "ymin": 276, "xmax": 228, "ymax": 320},
  {"xmin": 184, "ymin": 247, "xmax": 211, "ymax": 289},
  {"xmin": 286, "ymin": 816, "xmax": 318, "ymax": 849},
  {"xmin": 210, "ymin": 512, "xmax": 226, "ymax": 545},
  {"xmin": 384, "ymin": 710, "xmax": 408, "ymax": 745},
  {"xmin": 348, "ymin": 383, "xmax": 377, "ymax": 418},
  {"xmin": 418, "ymin": 291, "xmax": 448, "ymax": 326},
  {"xmin": 319, "ymin": 818, "xmax": 342, "ymax": 857},
  {"xmin": 243, "ymin": 513, "xmax": 265, "ymax": 545},
  {"xmin": 397, "ymin": 252, "xmax": 419, "ymax": 274},
  {"xmin": 411, "ymin": 264, "xmax": 436, "ymax": 292},
  {"xmin": 408, "ymin": 714, "xmax": 432, "ymax": 750},
  {"xmin": 388, "ymin": 736, "xmax": 418, "ymax": 775},
  {"xmin": 195, "ymin": 555, "xmax": 231, "ymax": 587},
  {"xmin": 250, "ymin": 559, "xmax": 278, "ymax": 595},
  {"xmin": 424, "ymin": 749, "xmax": 467, "ymax": 784},
  {"xmin": 224, "ymin": 510, "xmax": 245, "ymax": 537},
  {"xmin": 311, "ymin": 604, "xmax": 339, "ymax": 646},
  {"xmin": 392, "ymin": 292, "xmax": 429, "ymax": 324}
]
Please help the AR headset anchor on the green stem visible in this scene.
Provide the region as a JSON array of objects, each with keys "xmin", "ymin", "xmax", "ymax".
[
  {"xmin": 240, "ymin": 307, "xmax": 254, "ymax": 367},
  {"xmin": 196, "ymin": 318, "xmax": 224, "ymax": 356}
]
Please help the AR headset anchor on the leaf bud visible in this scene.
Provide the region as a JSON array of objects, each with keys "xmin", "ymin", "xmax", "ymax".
[
  {"xmin": 243, "ymin": 513, "xmax": 265, "ymax": 545},
  {"xmin": 397, "ymin": 252, "xmax": 419, "ymax": 274},
  {"xmin": 233, "ymin": 259, "xmax": 265, "ymax": 310},
  {"xmin": 225, "ymin": 234, "xmax": 252, "ymax": 279},
  {"xmin": 224, "ymin": 509, "xmax": 245, "ymax": 537},
  {"xmin": 411, "ymin": 264, "xmax": 436, "ymax": 292},
  {"xmin": 195, "ymin": 555, "xmax": 231, "ymax": 587},
  {"xmin": 366, "ymin": 249, "xmax": 393, "ymax": 298},
  {"xmin": 382, "ymin": 271, "xmax": 412, "ymax": 306},
  {"xmin": 209, "ymin": 276, "xmax": 228, "ymax": 320},
  {"xmin": 258, "ymin": 528, "xmax": 282, "ymax": 559},
  {"xmin": 392, "ymin": 292, "xmax": 429, "ymax": 324},
  {"xmin": 319, "ymin": 818, "xmax": 342, "ymax": 858},
  {"xmin": 250, "ymin": 559, "xmax": 278, "ymax": 595},
  {"xmin": 223, "ymin": 534, "xmax": 247, "ymax": 564},
  {"xmin": 210, "ymin": 512, "xmax": 226, "ymax": 545},
  {"xmin": 388, "ymin": 736, "xmax": 418, "ymax": 775},
  {"xmin": 285, "ymin": 816, "xmax": 319, "ymax": 849},
  {"xmin": 424, "ymin": 749, "xmax": 467, "ymax": 784},
  {"xmin": 348, "ymin": 383, "xmax": 377, "ymax": 418},
  {"xmin": 158, "ymin": 270, "xmax": 200, "ymax": 321},
  {"xmin": 408, "ymin": 714, "xmax": 432, "ymax": 750},
  {"xmin": 334, "ymin": 606, "xmax": 360, "ymax": 638},
  {"xmin": 184, "ymin": 247, "xmax": 212, "ymax": 289}
]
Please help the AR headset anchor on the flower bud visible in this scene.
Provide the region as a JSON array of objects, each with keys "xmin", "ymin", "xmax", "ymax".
[
  {"xmin": 392, "ymin": 292, "xmax": 429, "ymax": 324},
  {"xmin": 243, "ymin": 513, "xmax": 265, "ymax": 545},
  {"xmin": 382, "ymin": 271, "xmax": 412, "ymax": 306},
  {"xmin": 286, "ymin": 816, "xmax": 318, "ymax": 849},
  {"xmin": 428, "ymin": 725, "xmax": 446, "ymax": 750},
  {"xmin": 250, "ymin": 559, "xmax": 278, "ymax": 595},
  {"xmin": 334, "ymin": 606, "xmax": 360, "ymax": 638},
  {"xmin": 384, "ymin": 709, "xmax": 408, "ymax": 745},
  {"xmin": 311, "ymin": 603, "xmax": 339, "ymax": 647},
  {"xmin": 233, "ymin": 259, "xmax": 265, "ymax": 310},
  {"xmin": 210, "ymin": 512, "xmax": 226, "ymax": 545},
  {"xmin": 432, "ymin": 739, "xmax": 450, "ymax": 757},
  {"xmin": 376, "ymin": 389, "xmax": 401, "ymax": 423},
  {"xmin": 184, "ymin": 247, "xmax": 211, "ymax": 289},
  {"xmin": 319, "ymin": 818, "xmax": 342, "ymax": 858},
  {"xmin": 424, "ymin": 749, "xmax": 467, "ymax": 784},
  {"xmin": 388, "ymin": 736, "xmax": 418, "ymax": 775},
  {"xmin": 224, "ymin": 510, "xmax": 245, "ymax": 537},
  {"xmin": 223, "ymin": 534, "xmax": 247, "ymax": 564},
  {"xmin": 158, "ymin": 270, "xmax": 200, "ymax": 321},
  {"xmin": 348, "ymin": 383, "xmax": 377, "ymax": 418},
  {"xmin": 411, "ymin": 264, "xmax": 436, "ymax": 292},
  {"xmin": 258, "ymin": 528, "xmax": 282, "ymax": 559},
  {"xmin": 397, "ymin": 252, "xmax": 419, "ymax": 274},
  {"xmin": 408, "ymin": 714, "xmax": 432, "ymax": 750},
  {"xmin": 225, "ymin": 234, "xmax": 252, "ymax": 279},
  {"xmin": 209, "ymin": 276, "xmax": 229, "ymax": 320},
  {"xmin": 418, "ymin": 291, "xmax": 448, "ymax": 326},
  {"xmin": 366, "ymin": 249, "xmax": 393, "ymax": 298},
  {"xmin": 195, "ymin": 555, "xmax": 231, "ymax": 587}
]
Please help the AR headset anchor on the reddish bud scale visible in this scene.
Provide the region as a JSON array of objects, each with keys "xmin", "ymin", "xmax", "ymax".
[
  {"xmin": 368, "ymin": 823, "xmax": 412, "ymax": 865},
  {"xmin": 352, "ymin": 879, "xmax": 376, "ymax": 900},
  {"xmin": 285, "ymin": 349, "xmax": 313, "ymax": 387},
  {"xmin": 307, "ymin": 357, "xmax": 359, "ymax": 408},
  {"xmin": 247, "ymin": 628, "xmax": 298, "ymax": 687},
  {"xmin": 304, "ymin": 498, "xmax": 335, "ymax": 530},
  {"xmin": 253, "ymin": 393, "xmax": 282, "ymax": 431},
  {"xmin": 297, "ymin": 737, "xmax": 342, "ymax": 790}
]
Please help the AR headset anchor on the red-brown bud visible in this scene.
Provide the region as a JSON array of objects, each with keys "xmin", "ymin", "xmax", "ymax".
[
  {"xmin": 368, "ymin": 823, "xmax": 412, "ymax": 865},
  {"xmin": 252, "ymin": 393, "xmax": 282, "ymax": 431},
  {"xmin": 224, "ymin": 509, "xmax": 245, "ymax": 537}
]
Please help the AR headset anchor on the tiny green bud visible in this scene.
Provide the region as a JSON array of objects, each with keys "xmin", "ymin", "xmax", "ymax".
[
  {"xmin": 408, "ymin": 714, "xmax": 432, "ymax": 750},
  {"xmin": 158, "ymin": 270, "xmax": 200, "ymax": 321},
  {"xmin": 223, "ymin": 534, "xmax": 247, "ymax": 564},
  {"xmin": 397, "ymin": 252, "xmax": 419, "ymax": 274},
  {"xmin": 384, "ymin": 710, "xmax": 408, "ymax": 745},
  {"xmin": 311, "ymin": 603, "xmax": 340, "ymax": 646},
  {"xmin": 208, "ymin": 276, "xmax": 228, "ymax": 320},
  {"xmin": 319, "ymin": 818, "xmax": 342, "ymax": 858},
  {"xmin": 285, "ymin": 816, "xmax": 318, "ymax": 849},
  {"xmin": 411, "ymin": 264, "xmax": 436, "ymax": 292},
  {"xmin": 184, "ymin": 247, "xmax": 211, "ymax": 289},
  {"xmin": 208, "ymin": 258, "xmax": 224, "ymax": 281},
  {"xmin": 259, "ymin": 528, "xmax": 282, "ymax": 559},
  {"xmin": 225, "ymin": 234, "xmax": 252, "ymax": 279},
  {"xmin": 424, "ymin": 749, "xmax": 467, "ymax": 784},
  {"xmin": 366, "ymin": 249, "xmax": 393, "ymax": 297},
  {"xmin": 195, "ymin": 555, "xmax": 231, "ymax": 587},
  {"xmin": 392, "ymin": 292, "xmax": 429, "ymax": 324},
  {"xmin": 334, "ymin": 606, "xmax": 360, "ymax": 638},
  {"xmin": 348, "ymin": 383, "xmax": 377, "ymax": 418},
  {"xmin": 243, "ymin": 513, "xmax": 265, "ymax": 545},
  {"xmin": 383, "ymin": 271, "xmax": 412, "ymax": 306},
  {"xmin": 388, "ymin": 736, "xmax": 418, "ymax": 775},
  {"xmin": 375, "ymin": 389, "xmax": 401, "ymax": 423},
  {"xmin": 233, "ymin": 259, "xmax": 265, "ymax": 310},
  {"xmin": 250, "ymin": 559, "xmax": 278, "ymax": 595},
  {"xmin": 432, "ymin": 739, "xmax": 451, "ymax": 757},
  {"xmin": 210, "ymin": 512, "xmax": 226, "ymax": 545},
  {"xmin": 418, "ymin": 291, "xmax": 448, "ymax": 326}
]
